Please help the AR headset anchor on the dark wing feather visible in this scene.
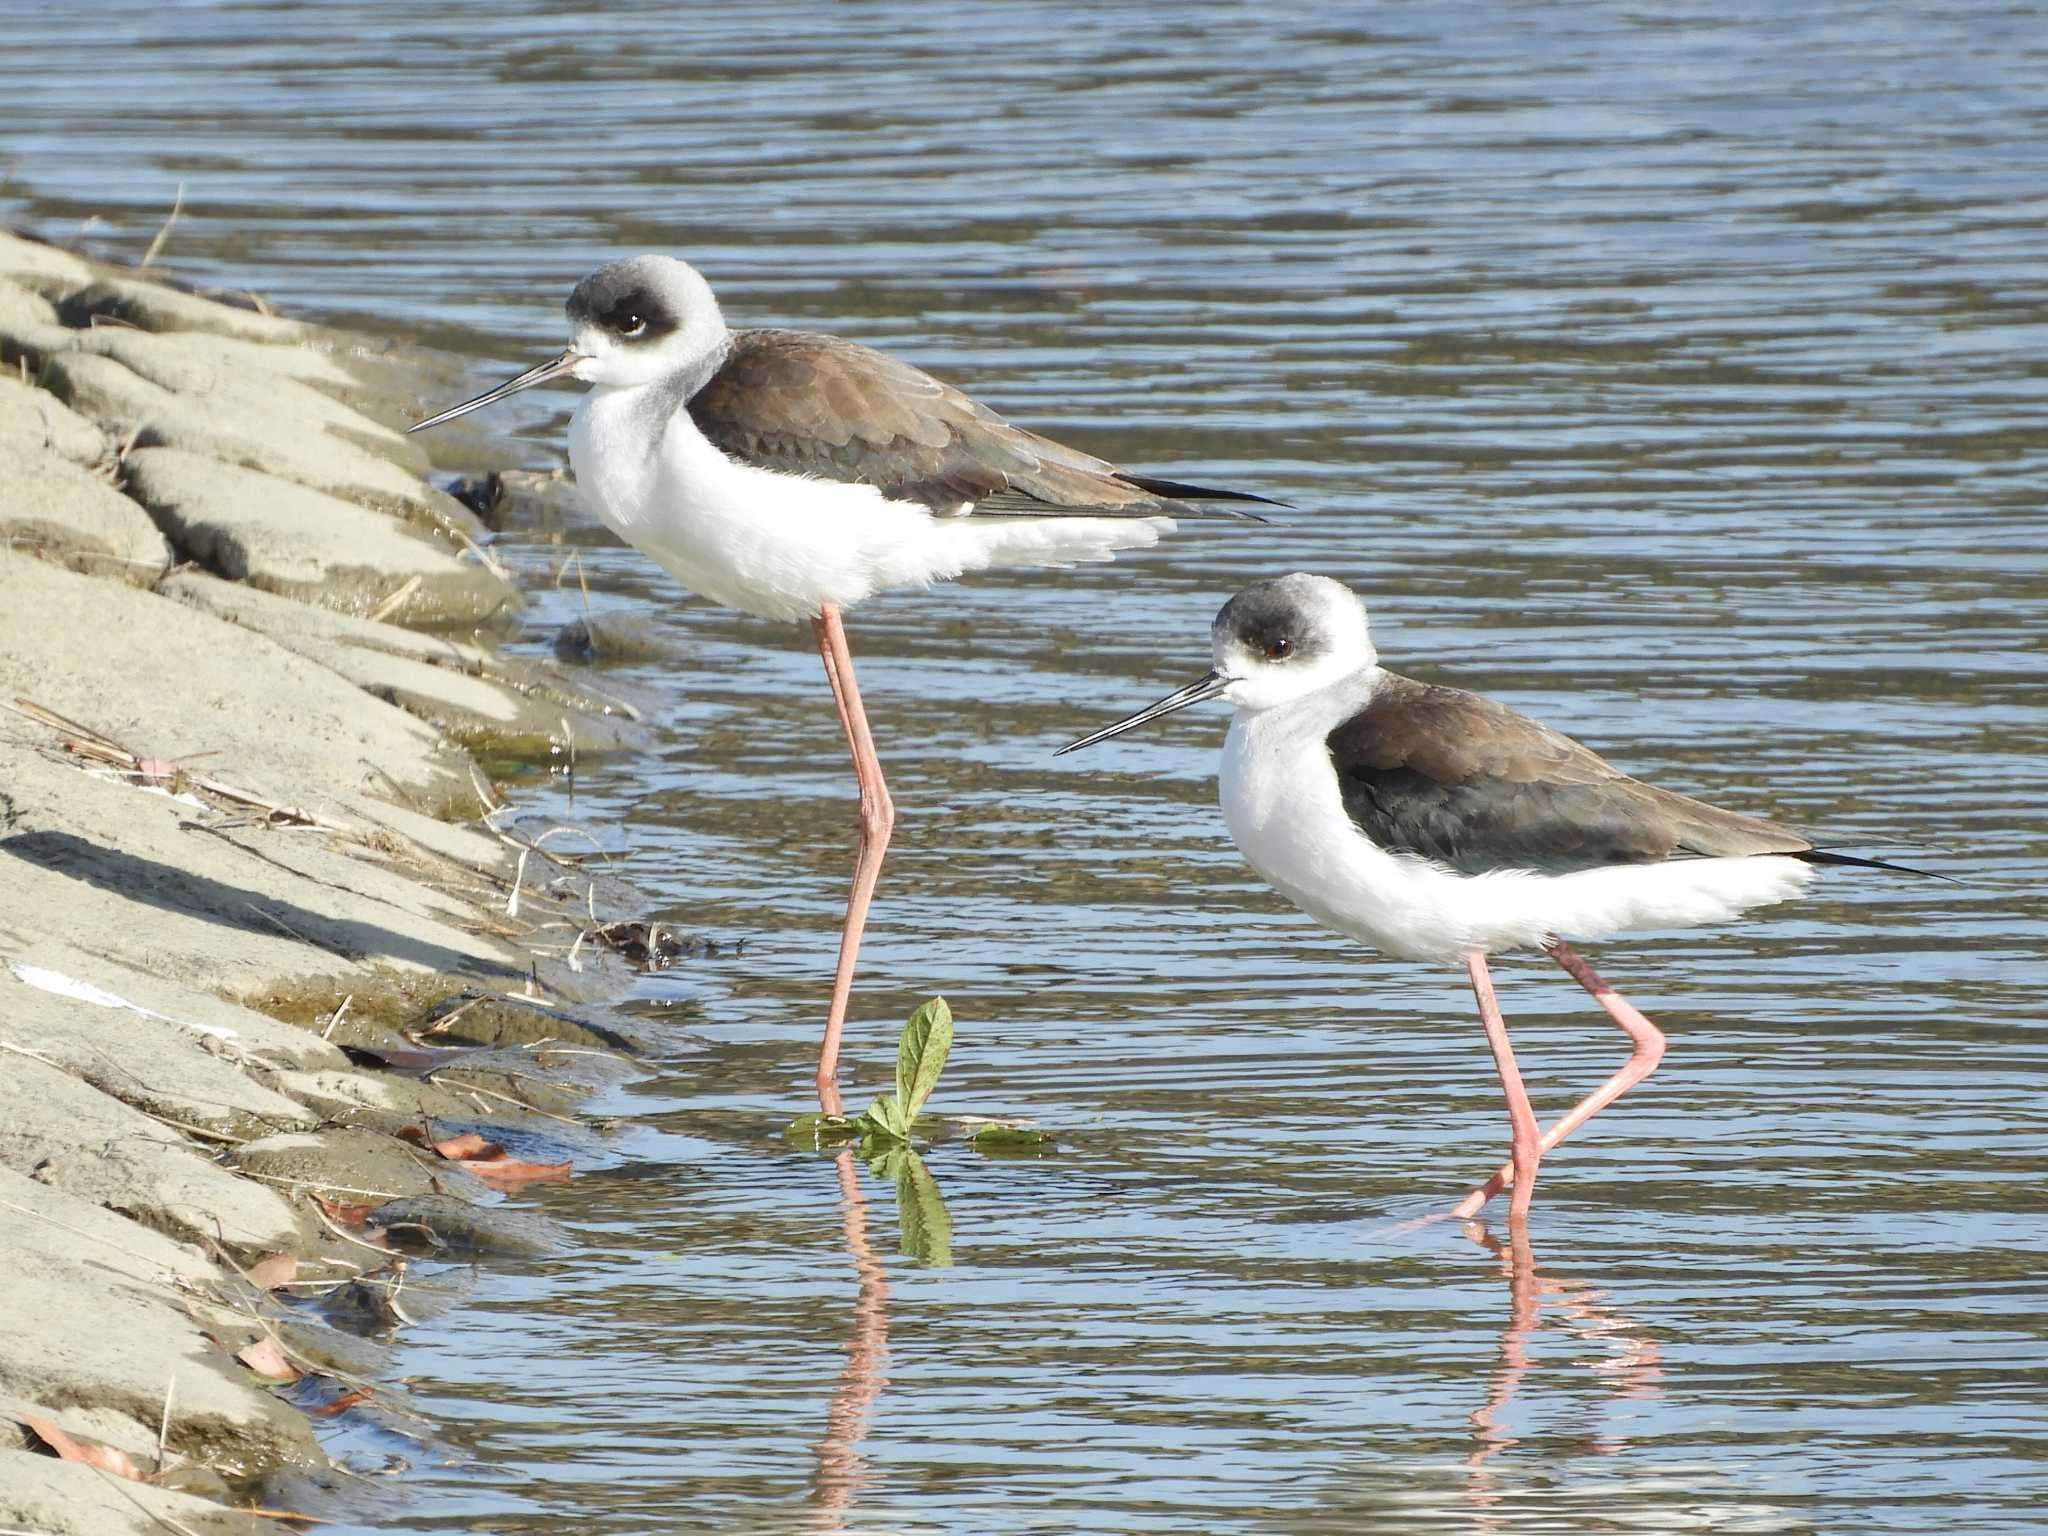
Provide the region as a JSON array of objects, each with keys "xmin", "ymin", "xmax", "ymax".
[
  {"xmin": 687, "ymin": 329, "xmax": 1257, "ymax": 518},
  {"xmin": 1326, "ymin": 674, "xmax": 1813, "ymax": 877}
]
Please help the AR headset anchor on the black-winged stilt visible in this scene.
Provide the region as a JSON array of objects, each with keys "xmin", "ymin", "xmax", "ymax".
[
  {"xmin": 411, "ymin": 255, "xmax": 1271, "ymax": 1113},
  {"xmin": 1061, "ymin": 573, "xmax": 1928, "ymax": 1219}
]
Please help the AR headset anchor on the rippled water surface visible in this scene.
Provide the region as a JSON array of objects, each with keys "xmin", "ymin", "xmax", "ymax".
[{"xmin": 6, "ymin": 3, "xmax": 2046, "ymax": 1531}]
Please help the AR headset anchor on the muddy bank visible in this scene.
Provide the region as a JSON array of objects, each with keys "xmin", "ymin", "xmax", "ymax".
[{"xmin": 0, "ymin": 225, "xmax": 641, "ymax": 1532}]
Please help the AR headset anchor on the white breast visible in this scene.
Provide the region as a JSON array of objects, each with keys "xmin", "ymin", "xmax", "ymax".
[
  {"xmin": 567, "ymin": 380, "xmax": 1173, "ymax": 625},
  {"xmin": 1218, "ymin": 680, "xmax": 1816, "ymax": 963}
]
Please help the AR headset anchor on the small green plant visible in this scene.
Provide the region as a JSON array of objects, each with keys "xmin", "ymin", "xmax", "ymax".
[
  {"xmin": 864, "ymin": 998, "xmax": 956, "ymax": 1263},
  {"xmin": 786, "ymin": 996, "xmax": 1054, "ymax": 1158},
  {"xmin": 859, "ymin": 995, "xmax": 953, "ymax": 1144},
  {"xmin": 782, "ymin": 997, "xmax": 1055, "ymax": 1269}
]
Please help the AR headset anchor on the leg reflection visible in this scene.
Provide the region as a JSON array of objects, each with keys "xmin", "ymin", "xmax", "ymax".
[
  {"xmin": 1464, "ymin": 1218, "xmax": 1539, "ymax": 1493},
  {"xmin": 1463, "ymin": 1218, "xmax": 1664, "ymax": 1510},
  {"xmin": 811, "ymin": 1147, "xmax": 892, "ymax": 1525}
]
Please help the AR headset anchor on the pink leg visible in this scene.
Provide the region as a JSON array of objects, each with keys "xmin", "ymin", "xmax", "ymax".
[
  {"xmin": 816, "ymin": 613, "xmax": 857, "ymax": 745},
  {"xmin": 1459, "ymin": 952, "xmax": 1543, "ymax": 1223},
  {"xmin": 810, "ymin": 603, "xmax": 896, "ymax": 1117},
  {"xmin": 1453, "ymin": 940, "xmax": 1667, "ymax": 1218}
]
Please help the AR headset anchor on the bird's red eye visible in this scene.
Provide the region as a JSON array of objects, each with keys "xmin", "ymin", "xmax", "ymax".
[{"xmin": 1265, "ymin": 637, "xmax": 1294, "ymax": 660}]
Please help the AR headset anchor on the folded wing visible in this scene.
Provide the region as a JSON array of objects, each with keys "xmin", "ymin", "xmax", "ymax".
[
  {"xmin": 1326, "ymin": 673, "xmax": 1813, "ymax": 877},
  {"xmin": 688, "ymin": 329, "xmax": 1266, "ymax": 519}
]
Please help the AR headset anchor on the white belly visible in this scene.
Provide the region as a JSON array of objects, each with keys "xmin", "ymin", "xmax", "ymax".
[
  {"xmin": 568, "ymin": 381, "xmax": 1172, "ymax": 624},
  {"xmin": 1218, "ymin": 691, "xmax": 1815, "ymax": 963}
]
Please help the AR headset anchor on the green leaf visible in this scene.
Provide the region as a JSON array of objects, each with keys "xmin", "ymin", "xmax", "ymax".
[
  {"xmin": 895, "ymin": 996, "xmax": 954, "ymax": 1123},
  {"xmin": 893, "ymin": 1148, "xmax": 953, "ymax": 1267},
  {"xmin": 859, "ymin": 1092, "xmax": 910, "ymax": 1144},
  {"xmin": 785, "ymin": 1111, "xmax": 861, "ymax": 1150},
  {"xmin": 968, "ymin": 1122, "xmax": 1056, "ymax": 1156}
]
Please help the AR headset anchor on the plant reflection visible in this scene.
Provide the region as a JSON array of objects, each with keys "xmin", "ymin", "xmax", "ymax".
[{"xmin": 1464, "ymin": 1217, "xmax": 1664, "ymax": 1514}]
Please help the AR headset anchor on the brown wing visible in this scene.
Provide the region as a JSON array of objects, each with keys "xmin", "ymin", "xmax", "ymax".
[
  {"xmin": 687, "ymin": 329, "xmax": 1251, "ymax": 516},
  {"xmin": 1326, "ymin": 673, "xmax": 1813, "ymax": 877}
]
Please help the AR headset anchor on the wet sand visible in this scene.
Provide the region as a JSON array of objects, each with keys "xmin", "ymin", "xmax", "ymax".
[{"xmin": 0, "ymin": 223, "xmax": 630, "ymax": 1533}]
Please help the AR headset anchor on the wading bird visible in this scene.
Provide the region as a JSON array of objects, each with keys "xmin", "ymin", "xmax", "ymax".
[
  {"xmin": 411, "ymin": 256, "xmax": 1269, "ymax": 1113},
  {"xmin": 1061, "ymin": 573, "xmax": 1924, "ymax": 1219}
]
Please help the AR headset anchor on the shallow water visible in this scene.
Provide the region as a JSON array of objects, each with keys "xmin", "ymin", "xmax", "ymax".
[{"xmin": 6, "ymin": 2, "xmax": 2048, "ymax": 1531}]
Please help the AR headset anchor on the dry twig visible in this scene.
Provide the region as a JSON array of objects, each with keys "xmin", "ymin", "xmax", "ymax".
[
  {"xmin": 139, "ymin": 181, "xmax": 185, "ymax": 268},
  {"xmin": 6, "ymin": 697, "xmax": 355, "ymax": 835}
]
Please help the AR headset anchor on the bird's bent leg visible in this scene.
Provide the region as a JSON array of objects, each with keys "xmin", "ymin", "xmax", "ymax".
[
  {"xmin": 1457, "ymin": 940, "xmax": 1667, "ymax": 1215},
  {"xmin": 810, "ymin": 603, "xmax": 897, "ymax": 1116},
  {"xmin": 1454, "ymin": 952, "xmax": 1543, "ymax": 1222}
]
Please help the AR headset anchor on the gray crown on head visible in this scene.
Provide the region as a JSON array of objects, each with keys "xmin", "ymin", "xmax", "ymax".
[
  {"xmin": 1214, "ymin": 573, "xmax": 1367, "ymax": 668},
  {"xmin": 565, "ymin": 255, "xmax": 708, "ymax": 342}
]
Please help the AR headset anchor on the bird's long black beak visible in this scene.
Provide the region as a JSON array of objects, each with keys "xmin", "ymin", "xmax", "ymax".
[
  {"xmin": 1055, "ymin": 670, "xmax": 1232, "ymax": 755},
  {"xmin": 408, "ymin": 348, "xmax": 585, "ymax": 434}
]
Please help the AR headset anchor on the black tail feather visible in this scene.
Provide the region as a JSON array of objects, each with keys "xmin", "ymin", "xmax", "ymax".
[
  {"xmin": 1794, "ymin": 848, "xmax": 1959, "ymax": 883},
  {"xmin": 1118, "ymin": 473, "xmax": 1288, "ymax": 511},
  {"xmin": 966, "ymin": 494, "xmax": 1265, "ymax": 522}
]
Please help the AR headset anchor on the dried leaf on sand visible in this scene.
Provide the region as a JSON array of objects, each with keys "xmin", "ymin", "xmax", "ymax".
[
  {"xmin": 236, "ymin": 1336, "xmax": 302, "ymax": 1382},
  {"xmin": 312, "ymin": 1193, "xmax": 382, "ymax": 1228},
  {"xmin": 21, "ymin": 1415, "xmax": 146, "ymax": 1480},
  {"xmin": 397, "ymin": 1123, "xmax": 572, "ymax": 1186},
  {"xmin": 246, "ymin": 1252, "xmax": 299, "ymax": 1290}
]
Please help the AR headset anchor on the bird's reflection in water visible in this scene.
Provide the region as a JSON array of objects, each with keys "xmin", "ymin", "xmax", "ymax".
[
  {"xmin": 808, "ymin": 1144, "xmax": 953, "ymax": 1529},
  {"xmin": 810, "ymin": 1148, "xmax": 891, "ymax": 1526},
  {"xmin": 1464, "ymin": 1218, "xmax": 1663, "ymax": 1515}
]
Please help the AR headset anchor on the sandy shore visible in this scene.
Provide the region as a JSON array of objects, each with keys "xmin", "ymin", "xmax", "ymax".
[{"xmin": 0, "ymin": 225, "xmax": 639, "ymax": 1532}]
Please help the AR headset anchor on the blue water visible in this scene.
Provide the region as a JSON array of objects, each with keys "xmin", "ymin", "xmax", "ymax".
[{"xmin": 4, "ymin": 2, "xmax": 2045, "ymax": 1530}]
